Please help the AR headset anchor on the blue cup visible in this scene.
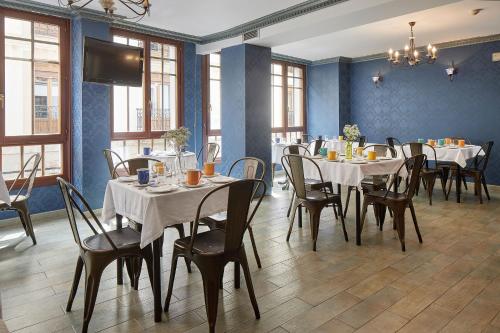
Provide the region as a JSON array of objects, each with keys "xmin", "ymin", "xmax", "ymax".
[
  {"xmin": 137, "ymin": 168, "xmax": 149, "ymax": 185},
  {"xmin": 143, "ymin": 147, "xmax": 151, "ymax": 156},
  {"xmin": 275, "ymin": 137, "xmax": 281, "ymax": 144},
  {"xmin": 417, "ymin": 138, "xmax": 425, "ymax": 144},
  {"xmin": 319, "ymin": 147, "xmax": 328, "ymax": 156},
  {"xmin": 438, "ymin": 139, "xmax": 445, "ymax": 146}
]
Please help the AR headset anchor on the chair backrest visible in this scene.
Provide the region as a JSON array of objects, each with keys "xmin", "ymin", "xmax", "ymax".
[
  {"xmin": 112, "ymin": 157, "xmax": 161, "ymax": 178},
  {"xmin": 308, "ymin": 139, "xmax": 324, "ymax": 155},
  {"xmin": 385, "ymin": 154, "xmax": 426, "ymax": 201},
  {"xmin": 197, "ymin": 142, "xmax": 220, "ymax": 163},
  {"xmin": 358, "ymin": 136, "xmax": 366, "ymax": 147},
  {"xmin": 473, "ymin": 141, "xmax": 494, "ymax": 171},
  {"xmin": 363, "ymin": 144, "xmax": 397, "ymax": 158},
  {"xmin": 301, "ymin": 134, "xmax": 315, "ymax": 144},
  {"xmin": 9, "ymin": 153, "xmax": 42, "ymax": 202},
  {"xmin": 228, "ymin": 157, "xmax": 266, "ymax": 198},
  {"xmin": 403, "ymin": 142, "xmax": 438, "ymax": 166},
  {"xmin": 190, "ymin": 179, "xmax": 266, "ymax": 254},
  {"xmin": 281, "ymin": 154, "xmax": 327, "ymax": 201},
  {"xmin": 283, "ymin": 144, "xmax": 311, "ymax": 156},
  {"xmin": 103, "ymin": 149, "xmax": 126, "ymax": 179},
  {"xmin": 57, "ymin": 177, "xmax": 117, "ymax": 252}
]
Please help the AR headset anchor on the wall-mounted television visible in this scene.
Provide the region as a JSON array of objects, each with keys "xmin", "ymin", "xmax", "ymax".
[{"xmin": 83, "ymin": 37, "xmax": 143, "ymax": 87}]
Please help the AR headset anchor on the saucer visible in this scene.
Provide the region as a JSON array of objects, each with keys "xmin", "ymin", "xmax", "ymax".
[{"xmin": 202, "ymin": 172, "xmax": 220, "ymax": 178}]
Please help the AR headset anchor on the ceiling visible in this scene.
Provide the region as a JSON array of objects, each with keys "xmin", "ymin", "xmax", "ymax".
[{"xmin": 28, "ymin": 0, "xmax": 500, "ymax": 61}]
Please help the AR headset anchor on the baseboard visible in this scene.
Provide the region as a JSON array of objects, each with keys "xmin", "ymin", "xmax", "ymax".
[{"xmin": 0, "ymin": 208, "xmax": 103, "ymax": 229}]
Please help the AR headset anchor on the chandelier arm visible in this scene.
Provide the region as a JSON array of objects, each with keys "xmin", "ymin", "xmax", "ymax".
[
  {"xmin": 64, "ymin": 0, "xmax": 95, "ymax": 10},
  {"xmin": 118, "ymin": 0, "xmax": 148, "ymax": 16}
]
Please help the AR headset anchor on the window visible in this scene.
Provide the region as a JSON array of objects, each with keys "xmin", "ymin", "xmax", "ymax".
[
  {"xmin": 0, "ymin": 10, "xmax": 70, "ymax": 185},
  {"xmin": 111, "ymin": 30, "xmax": 182, "ymax": 158},
  {"xmin": 271, "ymin": 61, "xmax": 306, "ymax": 142},
  {"xmin": 202, "ymin": 53, "xmax": 222, "ymax": 158}
]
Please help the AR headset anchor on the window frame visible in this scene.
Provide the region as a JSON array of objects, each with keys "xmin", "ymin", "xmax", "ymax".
[
  {"xmin": 0, "ymin": 8, "xmax": 71, "ymax": 187},
  {"xmin": 202, "ymin": 53, "xmax": 222, "ymax": 160},
  {"xmin": 271, "ymin": 60, "xmax": 307, "ymax": 137},
  {"xmin": 109, "ymin": 28, "xmax": 184, "ymax": 141}
]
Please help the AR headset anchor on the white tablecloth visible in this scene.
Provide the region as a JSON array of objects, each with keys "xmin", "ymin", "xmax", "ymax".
[
  {"xmin": 303, "ymin": 157, "xmax": 407, "ymax": 190},
  {"xmin": 401, "ymin": 145, "xmax": 482, "ymax": 167},
  {"xmin": 102, "ymin": 178, "xmax": 229, "ymax": 248},
  {"xmin": 272, "ymin": 143, "xmax": 309, "ymax": 165},
  {"xmin": 138, "ymin": 151, "xmax": 197, "ymax": 170},
  {"xmin": 0, "ymin": 173, "xmax": 10, "ymax": 205}
]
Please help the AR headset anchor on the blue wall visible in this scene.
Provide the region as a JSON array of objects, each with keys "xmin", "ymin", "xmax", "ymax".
[{"xmin": 350, "ymin": 40, "xmax": 500, "ymax": 184}]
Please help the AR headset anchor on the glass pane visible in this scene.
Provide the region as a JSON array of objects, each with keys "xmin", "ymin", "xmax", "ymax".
[
  {"xmin": 294, "ymin": 77, "xmax": 303, "ymax": 89},
  {"xmin": 34, "ymin": 22, "xmax": 59, "ymax": 43},
  {"xmin": 164, "ymin": 75, "xmax": 177, "ymax": 130},
  {"xmin": 209, "ymin": 67, "xmax": 220, "ymax": 80},
  {"xmin": 272, "ymin": 75, "xmax": 282, "ymax": 86},
  {"xmin": 289, "ymin": 88, "xmax": 303, "ymax": 127},
  {"xmin": 124, "ymin": 140, "xmax": 139, "ymax": 158},
  {"xmin": 150, "ymin": 72, "xmax": 163, "ymax": 131},
  {"xmin": 209, "ymin": 80, "xmax": 221, "ymax": 130},
  {"xmin": 5, "ymin": 38, "xmax": 31, "ymax": 59},
  {"xmin": 150, "ymin": 42, "xmax": 162, "ymax": 58},
  {"xmin": 163, "ymin": 45, "xmax": 176, "ymax": 60},
  {"xmin": 163, "ymin": 60, "xmax": 176, "ymax": 75},
  {"xmin": 2, "ymin": 146, "xmax": 21, "ymax": 180},
  {"xmin": 5, "ymin": 18, "xmax": 31, "ymax": 39},
  {"xmin": 272, "ymin": 63, "xmax": 282, "ymax": 75},
  {"xmin": 113, "ymin": 86, "xmax": 127, "ymax": 132},
  {"xmin": 287, "ymin": 77, "xmax": 293, "ymax": 86},
  {"xmin": 293, "ymin": 67, "xmax": 303, "ymax": 78},
  {"xmin": 208, "ymin": 136, "xmax": 222, "ymax": 158},
  {"xmin": 272, "ymin": 86, "xmax": 283, "ymax": 128},
  {"xmin": 113, "ymin": 35, "xmax": 127, "ymax": 45},
  {"xmin": 23, "ymin": 145, "xmax": 42, "ymax": 178},
  {"xmin": 153, "ymin": 139, "xmax": 166, "ymax": 152},
  {"xmin": 209, "ymin": 53, "xmax": 220, "ymax": 66},
  {"xmin": 151, "ymin": 58, "xmax": 162, "ymax": 74},
  {"xmin": 129, "ymin": 86, "xmax": 144, "ymax": 132},
  {"xmin": 287, "ymin": 66, "xmax": 294, "ymax": 76},
  {"xmin": 5, "ymin": 59, "xmax": 32, "ymax": 136},
  {"xmin": 34, "ymin": 43, "xmax": 59, "ymax": 62},
  {"xmin": 34, "ymin": 62, "xmax": 60, "ymax": 135},
  {"xmin": 44, "ymin": 144, "xmax": 62, "ymax": 176},
  {"xmin": 111, "ymin": 141, "xmax": 126, "ymax": 161},
  {"xmin": 128, "ymin": 38, "xmax": 142, "ymax": 48},
  {"xmin": 139, "ymin": 139, "xmax": 153, "ymax": 153}
]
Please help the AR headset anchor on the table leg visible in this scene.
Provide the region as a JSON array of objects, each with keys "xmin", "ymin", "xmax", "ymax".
[
  {"xmin": 152, "ymin": 238, "xmax": 162, "ymax": 322},
  {"xmin": 298, "ymin": 205, "xmax": 302, "ymax": 228},
  {"xmin": 116, "ymin": 214, "xmax": 123, "ymax": 285},
  {"xmin": 234, "ymin": 262, "xmax": 240, "ymax": 289},
  {"xmin": 356, "ymin": 189, "xmax": 361, "ymax": 246},
  {"xmin": 456, "ymin": 164, "xmax": 462, "ymax": 203}
]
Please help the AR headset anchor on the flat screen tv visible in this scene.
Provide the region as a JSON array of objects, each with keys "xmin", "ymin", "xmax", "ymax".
[{"xmin": 83, "ymin": 37, "xmax": 143, "ymax": 86}]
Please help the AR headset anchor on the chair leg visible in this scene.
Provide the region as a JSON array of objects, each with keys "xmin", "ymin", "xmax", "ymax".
[
  {"xmin": 239, "ymin": 249, "xmax": 260, "ymax": 319},
  {"xmin": 481, "ymin": 175, "xmax": 491, "ymax": 200},
  {"xmin": 234, "ymin": 262, "xmax": 240, "ymax": 289},
  {"xmin": 476, "ymin": 175, "xmax": 483, "ymax": 204},
  {"xmin": 16, "ymin": 201, "xmax": 36, "ymax": 244},
  {"xmin": 124, "ymin": 258, "xmax": 135, "ymax": 288},
  {"xmin": 82, "ymin": 262, "xmax": 105, "ymax": 333},
  {"xmin": 343, "ymin": 187, "xmax": 352, "ymax": 218},
  {"xmin": 201, "ymin": 272, "xmax": 221, "ymax": 333},
  {"xmin": 426, "ymin": 175, "xmax": 436, "ymax": 206},
  {"xmin": 172, "ymin": 224, "xmax": 192, "ymax": 273},
  {"xmin": 337, "ymin": 201, "xmax": 348, "ymax": 242},
  {"xmin": 66, "ymin": 256, "xmax": 84, "ymax": 312},
  {"xmin": 286, "ymin": 191, "xmax": 295, "ymax": 218},
  {"xmin": 164, "ymin": 249, "xmax": 180, "ymax": 312},
  {"xmin": 409, "ymin": 202, "xmax": 422, "ymax": 243},
  {"xmin": 393, "ymin": 208, "xmax": 406, "ymax": 252},
  {"xmin": 248, "ymin": 226, "xmax": 262, "ymax": 268},
  {"xmin": 360, "ymin": 200, "xmax": 369, "ymax": 232},
  {"xmin": 463, "ymin": 176, "xmax": 468, "ymax": 191},
  {"xmin": 286, "ymin": 199, "xmax": 301, "ymax": 242},
  {"xmin": 141, "ymin": 246, "xmax": 155, "ymax": 293},
  {"xmin": 309, "ymin": 207, "xmax": 322, "ymax": 251}
]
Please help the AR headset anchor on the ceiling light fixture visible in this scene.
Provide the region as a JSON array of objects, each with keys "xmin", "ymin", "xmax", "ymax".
[
  {"xmin": 387, "ymin": 22, "xmax": 437, "ymax": 67},
  {"xmin": 58, "ymin": 0, "xmax": 151, "ymax": 21}
]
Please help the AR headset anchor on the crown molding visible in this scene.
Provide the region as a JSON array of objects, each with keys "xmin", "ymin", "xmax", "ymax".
[
  {"xmin": 272, "ymin": 53, "xmax": 312, "ymax": 65},
  {"xmin": 200, "ymin": 0, "xmax": 349, "ymax": 44},
  {"xmin": 311, "ymin": 56, "xmax": 352, "ymax": 66}
]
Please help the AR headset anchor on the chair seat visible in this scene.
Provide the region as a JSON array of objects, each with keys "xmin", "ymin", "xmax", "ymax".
[
  {"xmin": 365, "ymin": 190, "xmax": 408, "ymax": 201},
  {"xmin": 0, "ymin": 195, "xmax": 28, "ymax": 209},
  {"xmin": 83, "ymin": 227, "xmax": 141, "ymax": 252},
  {"xmin": 421, "ymin": 168, "xmax": 441, "ymax": 175},
  {"xmin": 305, "ymin": 190, "xmax": 340, "ymax": 202},
  {"xmin": 174, "ymin": 229, "xmax": 226, "ymax": 256}
]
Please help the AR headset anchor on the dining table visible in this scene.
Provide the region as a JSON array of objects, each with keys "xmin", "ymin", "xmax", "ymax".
[
  {"xmin": 137, "ymin": 151, "xmax": 198, "ymax": 170},
  {"xmin": 302, "ymin": 155, "xmax": 407, "ymax": 245},
  {"xmin": 401, "ymin": 144, "xmax": 483, "ymax": 203},
  {"xmin": 102, "ymin": 174, "xmax": 233, "ymax": 322},
  {"xmin": 0, "ymin": 172, "xmax": 11, "ymax": 205}
]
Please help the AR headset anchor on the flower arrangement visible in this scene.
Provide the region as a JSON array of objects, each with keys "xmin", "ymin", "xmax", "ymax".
[
  {"xmin": 161, "ymin": 127, "xmax": 191, "ymax": 151},
  {"xmin": 343, "ymin": 124, "xmax": 361, "ymax": 142}
]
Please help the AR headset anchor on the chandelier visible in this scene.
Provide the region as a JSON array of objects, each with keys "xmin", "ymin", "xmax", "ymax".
[
  {"xmin": 387, "ymin": 22, "xmax": 437, "ymax": 66},
  {"xmin": 58, "ymin": 0, "xmax": 151, "ymax": 20}
]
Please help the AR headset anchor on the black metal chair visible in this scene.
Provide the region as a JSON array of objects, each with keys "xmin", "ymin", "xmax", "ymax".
[
  {"xmin": 58, "ymin": 178, "xmax": 154, "ymax": 333},
  {"xmin": 403, "ymin": 142, "xmax": 448, "ymax": 205},
  {"xmin": 447, "ymin": 141, "xmax": 494, "ymax": 204},
  {"xmin": 197, "ymin": 142, "xmax": 220, "ymax": 163},
  {"xmin": 386, "ymin": 137, "xmax": 406, "ymax": 159},
  {"xmin": 302, "ymin": 134, "xmax": 315, "ymax": 144},
  {"xmin": 103, "ymin": 149, "xmax": 126, "ymax": 178},
  {"xmin": 282, "ymin": 154, "xmax": 347, "ymax": 251},
  {"xmin": 307, "ymin": 139, "xmax": 325, "ymax": 156},
  {"xmin": 0, "ymin": 153, "xmax": 41, "ymax": 244},
  {"xmin": 164, "ymin": 179, "xmax": 265, "ymax": 333},
  {"xmin": 360, "ymin": 154, "xmax": 426, "ymax": 251},
  {"xmin": 200, "ymin": 157, "xmax": 266, "ymax": 268},
  {"xmin": 358, "ymin": 136, "xmax": 367, "ymax": 147}
]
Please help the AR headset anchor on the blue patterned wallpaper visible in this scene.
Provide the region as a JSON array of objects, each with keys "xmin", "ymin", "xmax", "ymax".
[{"xmin": 350, "ymin": 40, "xmax": 500, "ymax": 184}]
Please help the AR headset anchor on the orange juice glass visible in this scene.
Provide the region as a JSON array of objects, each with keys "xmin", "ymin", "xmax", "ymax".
[
  {"xmin": 186, "ymin": 169, "xmax": 202, "ymax": 185},
  {"xmin": 203, "ymin": 162, "xmax": 215, "ymax": 176},
  {"xmin": 327, "ymin": 151, "xmax": 337, "ymax": 160},
  {"xmin": 445, "ymin": 138, "xmax": 451, "ymax": 145},
  {"xmin": 367, "ymin": 151, "xmax": 377, "ymax": 161},
  {"xmin": 458, "ymin": 139, "xmax": 465, "ymax": 148},
  {"xmin": 356, "ymin": 147, "xmax": 363, "ymax": 157}
]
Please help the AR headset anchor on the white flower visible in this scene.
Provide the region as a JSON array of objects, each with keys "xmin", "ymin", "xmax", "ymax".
[
  {"xmin": 161, "ymin": 127, "xmax": 191, "ymax": 150},
  {"xmin": 343, "ymin": 124, "xmax": 361, "ymax": 141}
]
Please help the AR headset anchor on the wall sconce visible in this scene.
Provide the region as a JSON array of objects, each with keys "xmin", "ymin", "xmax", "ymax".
[
  {"xmin": 372, "ymin": 73, "xmax": 383, "ymax": 87},
  {"xmin": 445, "ymin": 63, "xmax": 457, "ymax": 81}
]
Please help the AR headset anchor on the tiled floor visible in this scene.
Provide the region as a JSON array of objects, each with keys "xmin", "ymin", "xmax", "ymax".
[{"xmin": 1, "ymin": 180, "xmax": 500, "ymax": 332}]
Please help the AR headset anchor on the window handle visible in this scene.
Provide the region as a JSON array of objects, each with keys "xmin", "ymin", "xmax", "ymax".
[{"xmin": 0, "ymin": 94, "xmax": 4, "ymax": 108}]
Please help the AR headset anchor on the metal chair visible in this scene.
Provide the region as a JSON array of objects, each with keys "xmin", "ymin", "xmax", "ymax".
[
  {"xmin": 307, "ymin": 139, "xmax": 325, "ymax": 156},
  {"xmin": 57, "ymin": 178, "xmax": 154, "ymax": 333},
  {"xmin": 197, "ymin": 142, "xmax": 220, "ymax": 163},
  {"xmin": 360, "ymin": 154, "xmax": 426, "ymax": 251},
  {"xmin": 103, "ymin": 149, "xmax": 126, "ymax": 178},
  {"xmin": 164, "ymin": 179, "xmax": 266, "ymax": 333},
  {"xmin": 0, "ymin": 153, "xmax": 41, "ymax": 244},
  {"xmin": 358, "ymin": 136, "xmax": 367, "ymax": 147},
  {"xmin": 386, "ymin": 137, "xmax": 406, "ymax": 159},
  {"xmin": 447, "ymin": 141, "xmax": 494, "ymax": 204},
  {"xmin": 301, "ymin": 134, "xmax": 315, "ymax": 144},
  {"xmin": 200, "ymin": 157, "xmax": 266, "ymax": 268},
  {"xmin": 282, "ymin": 154, "xmax": 347, "ymax": 251},
  {"xmin": 403, "ymin": 142, "xmax": 448, "ymax": 205}
]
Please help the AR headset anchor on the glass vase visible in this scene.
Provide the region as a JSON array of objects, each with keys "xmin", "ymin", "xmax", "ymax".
[{"xmin": 345, "ymin": 141, "xmax": 353, "ymax": 160}]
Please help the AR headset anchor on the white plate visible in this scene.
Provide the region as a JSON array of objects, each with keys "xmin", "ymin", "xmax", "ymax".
[
  {"xmin": 210, "ymin": 176, "xmax": 234, "ymax": 184},
  {"xmin": 146, "ymin": 184, "xmax": 179, "ymax": 193},
  {"xmin": 347, "ymin": 160, "xmax": 368, "ymax": 164},
  {"xmin": 325, "ymin": 158, "xmax": 339, "ymax": 162},
  {"xmin": 202, "ymin": 172, "xmax": 220, "ymax": 178},
  {"xmin": 182, "ymin": 180, "xmax": 207, "ymax": 188},
  {"xmin": 309, "ymin": 155, "xmax": 323, "ymax": 159},
  {"xmin": 378, "ymin": 157, "xmax": 392, "ymax": 160},
  {"xmin": 118, "ymin": 176, "xmax": 137, "ymax": 182},
  {"xmin": 367, "ymin": 159, "xmax": 380, "ymax": 163},
  {"xmin": 133, "ymin": 182, "xmax": 151, "ymax": 187}
]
